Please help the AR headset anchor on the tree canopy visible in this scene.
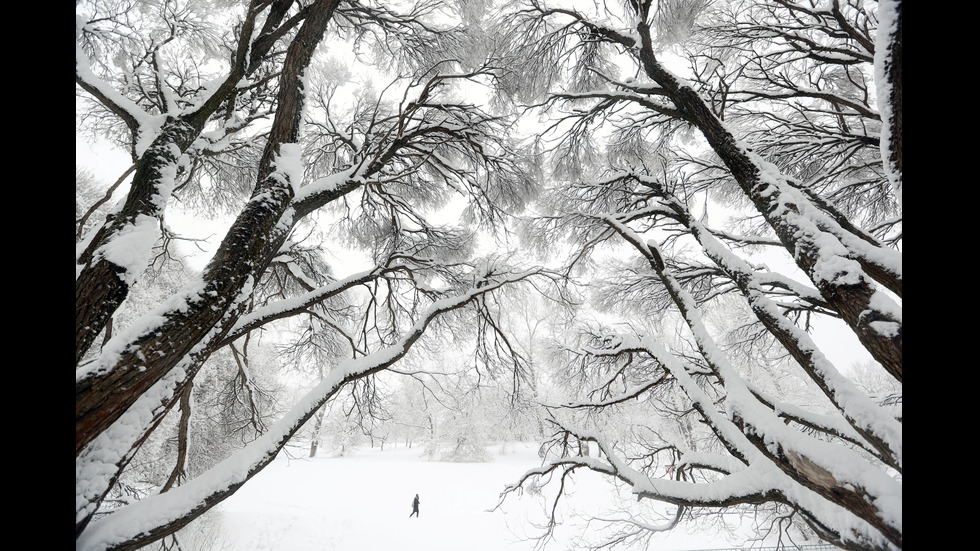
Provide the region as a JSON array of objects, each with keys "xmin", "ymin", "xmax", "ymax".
[{"xmin": 76, "ymin": 1, "xmax": 901, "ymax": 550}]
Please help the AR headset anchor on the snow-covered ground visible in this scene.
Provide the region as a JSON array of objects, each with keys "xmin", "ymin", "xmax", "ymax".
[{"xmin": 206, "ymin": 442, "xmax": 734, "ymax": 551}]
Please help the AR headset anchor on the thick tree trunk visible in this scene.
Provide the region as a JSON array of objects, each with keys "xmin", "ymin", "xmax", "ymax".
[
  {"xmin": 735, "ymin": 415, "xmax": 902, "ymax": 549},
  {"xmin": 74, "ymin": 0, "xmax": 306, "ymax": 366},
  {"xmin": 75, "ymin": 272, "xmax": 243, "ymax": 455},
  {"xmin": 877, "ymin": 0, "xmax": 902, "ymax": 203},
  {"xmin": 75, "ymin": 0, "xmax": 343, "ymax": 457},
  {"xmin": 75, "ymin": 258, "xmax": 128, "ymax": 365},
  {"xmin": 75, "ymin": 120, "xmax": 198, "ymax": 365}
]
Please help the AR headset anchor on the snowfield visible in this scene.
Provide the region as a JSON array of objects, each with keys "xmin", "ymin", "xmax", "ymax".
[{"xmin": 208, "ymin": 442, "xmax": 731, "ymax": 551}]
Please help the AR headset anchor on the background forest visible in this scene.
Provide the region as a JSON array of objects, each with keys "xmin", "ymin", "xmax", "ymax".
[{"xmin": 75, "ymin": 1, "xmax": 902, "ymax": 550}]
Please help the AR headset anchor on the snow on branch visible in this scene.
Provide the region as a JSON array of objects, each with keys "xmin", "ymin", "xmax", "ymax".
[
  {"xmin": 77, "ymin": 267, "xmax": 541, "ymax": 551},
  {"xmin": 511, "ymin": 329, "xmax": 899, "ymax": 549},
  {"xmin": 562, "ymin": 215, "xmax": 903, "ymax": 547},
  {"xmin": 75, "ymin": 16, "xmax": 158, "ymax": 138}
]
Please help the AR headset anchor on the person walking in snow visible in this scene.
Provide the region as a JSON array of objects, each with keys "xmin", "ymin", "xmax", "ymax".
[{"xmin": 410, "ymin": 494, "xmax": 420, "ymax": 517}]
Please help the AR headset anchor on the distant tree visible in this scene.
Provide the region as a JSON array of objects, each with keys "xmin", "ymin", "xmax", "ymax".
[
  {"xmin": 494, "ymin": 1, "xmax": 901, "ymax": 550},
  {"xmin": 76, "ymin": 166, "xmax": 124, "ymax": 242},
  {"xmin": 423, "ymin": 371, "xmax": 501, "ymax": 462},
  {"xmin": 75, "ymin": 1, "xmax": 543, "ymax": 549},
  {"xmin": 386, "ymin": 375, "xmax": 436, "ymax": 448}
]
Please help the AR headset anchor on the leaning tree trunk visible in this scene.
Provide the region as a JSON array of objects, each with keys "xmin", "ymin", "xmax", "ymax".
[
  {"xmin": 75, "ymin": 120, "xmax": 199, "ymax": 366},
  {"xmin": 75, "ymin": 0, "xmax": 344, "ymax": 457},
  {"xmin": 75, "ymin": 0, "xmax": 309, "ymax": 366},
  {"xmin": 633, "ymin": 20, "xmax": 902, "ymax": 383}
]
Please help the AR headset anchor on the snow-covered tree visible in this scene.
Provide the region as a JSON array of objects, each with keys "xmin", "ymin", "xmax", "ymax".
[
  {"xmin": 77, "ymin": 1, "xmax": 903, "ymax": 549},
  {"xmin": 386, "ymin": 375, "xmax": 436, "ymax": 448},
  {"xmin": 494, "ymin": 1, "xmax": 901, "ymax": 550},
  {"xmin": 75, "ymin": 1, "xmax": 542, "ymax": 549}
]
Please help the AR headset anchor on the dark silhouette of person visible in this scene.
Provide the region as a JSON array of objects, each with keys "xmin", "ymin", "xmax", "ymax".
[{"xmin": 410, "ymin": 494, "xmax": 420, "ymax": 517}]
